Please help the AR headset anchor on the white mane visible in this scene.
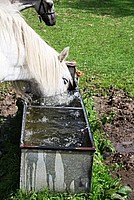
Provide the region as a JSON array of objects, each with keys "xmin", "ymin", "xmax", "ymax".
[{"xmin": 0, "ymin": 5, "xmax": 73, "ymax": 96}]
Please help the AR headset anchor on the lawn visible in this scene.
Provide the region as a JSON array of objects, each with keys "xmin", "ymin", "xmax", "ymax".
[
  {"xmin": 0, "ymin": 0, "xmax": 134, "ymax": 199},
  {"xmin": 23, "ymin": 0, "xmax": 134, "ymax": 97}
]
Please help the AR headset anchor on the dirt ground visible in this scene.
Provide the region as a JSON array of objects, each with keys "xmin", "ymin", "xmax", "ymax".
[
  {"xmin": 94, "ymin": 87, "xmax": 134, "ymax": 200},
  {"xmin": 0, "ymin": 87, "xmax": 134, "ymax": 199}
]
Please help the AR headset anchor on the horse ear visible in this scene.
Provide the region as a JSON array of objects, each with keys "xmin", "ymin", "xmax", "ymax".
[{"xmin": 58, "ymin": 47, "xmax": 69, "ymax": 62}]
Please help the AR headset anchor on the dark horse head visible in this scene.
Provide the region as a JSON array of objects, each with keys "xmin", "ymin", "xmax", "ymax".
[
  {"xmin": 17, "ymin": 0, "xmax": 56, "ymax": 26},
  {"xmin": 35, "ymin": 0, "xmax": 56, "ymax": 26}
]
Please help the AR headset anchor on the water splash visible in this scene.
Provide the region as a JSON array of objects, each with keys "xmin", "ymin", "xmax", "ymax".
[{"xmin": 32, "ymin": 91, "xmax": 81, "ymax": 107}]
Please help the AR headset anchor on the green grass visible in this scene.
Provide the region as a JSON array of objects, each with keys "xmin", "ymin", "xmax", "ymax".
[
  {"xmin": 23, "ymin": 0, "xmax": 134, "ymax": 97},
  {"xmin": 0, "ymin": 0, "xmax": 134, "ymax": 199}
]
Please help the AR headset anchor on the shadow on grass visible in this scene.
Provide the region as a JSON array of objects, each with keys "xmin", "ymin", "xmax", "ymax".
[
  {"xmin": 59, "ymin": 0, "xmax": 134, "ymax": 17},
  {"xmin": 0, "ymin": 100, "xmax": 23, "ymax": 200}
]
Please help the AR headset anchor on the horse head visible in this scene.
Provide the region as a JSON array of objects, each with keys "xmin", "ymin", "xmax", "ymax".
[
  {"xmin": 12, "ymin": 0, "xmax": 56, "ymax": 26},
  {"xmin": 35, "ymin": 0, "xmax": 56, "ymax": 26}
]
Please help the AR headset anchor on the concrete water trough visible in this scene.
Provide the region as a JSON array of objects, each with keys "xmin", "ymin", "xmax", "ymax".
[{"xmin": 20, "ymin": 63, "xmax": 95, "ymax": 193}]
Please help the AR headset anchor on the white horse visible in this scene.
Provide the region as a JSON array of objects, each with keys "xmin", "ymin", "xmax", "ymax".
[
  {"xmin": 0, "ymin": 0, "xmax": 56, "ymax": 25},
  {"xmin": 0, "ymin": 5, "xmax": 74, "ymax": 98}
]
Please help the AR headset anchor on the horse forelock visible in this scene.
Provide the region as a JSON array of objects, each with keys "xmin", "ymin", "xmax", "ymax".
[{"xmin": 0, "ymin": 5, "xmax": 72, "ymax": 96}]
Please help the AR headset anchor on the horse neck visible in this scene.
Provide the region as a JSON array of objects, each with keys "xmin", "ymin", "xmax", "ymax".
[
  {"xmin": 18, "ymin": 0, "xmax": 38, "ymax": 6},
  {"xmin": 0, "ymin": 0, "xmax": 11, "ymax": 4},
  {"xmin": 8, "ymin": 0, "xmax": 38, "ymax": 11}
]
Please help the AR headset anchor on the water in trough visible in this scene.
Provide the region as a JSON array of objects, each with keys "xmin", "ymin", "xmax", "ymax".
[{"xmin": 21, "ymin": 91, "xmax": 93, "ymax": 148}]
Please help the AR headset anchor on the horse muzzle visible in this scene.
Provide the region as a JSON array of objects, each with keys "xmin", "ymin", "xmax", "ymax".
[{"xmin": 40, "ymin": 12, "xmax": 56, "ymax": 26}]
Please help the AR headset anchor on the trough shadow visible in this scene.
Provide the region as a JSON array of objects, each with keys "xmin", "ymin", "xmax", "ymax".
[
  {"xmin": 0, "ymin": 100, "xmax": 23, "ymax": 200},
  {"xmin": 59, "ymin": 0, "xmax": 134, "ymax": 18}
]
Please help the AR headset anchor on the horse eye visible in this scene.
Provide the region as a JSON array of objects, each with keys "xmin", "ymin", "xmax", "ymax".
[{"xmin": 63, "ymin": 78, "xmax": 68, "ymax": 85}]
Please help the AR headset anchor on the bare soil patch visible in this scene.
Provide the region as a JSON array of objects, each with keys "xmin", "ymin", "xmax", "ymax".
[
  {"xmin": 0, "ymin": 90, "xmax": 18, "ymax": 117},
  {"xmin": 94, "ymin": 87, "xmax": 134, "ymax": 200}
]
